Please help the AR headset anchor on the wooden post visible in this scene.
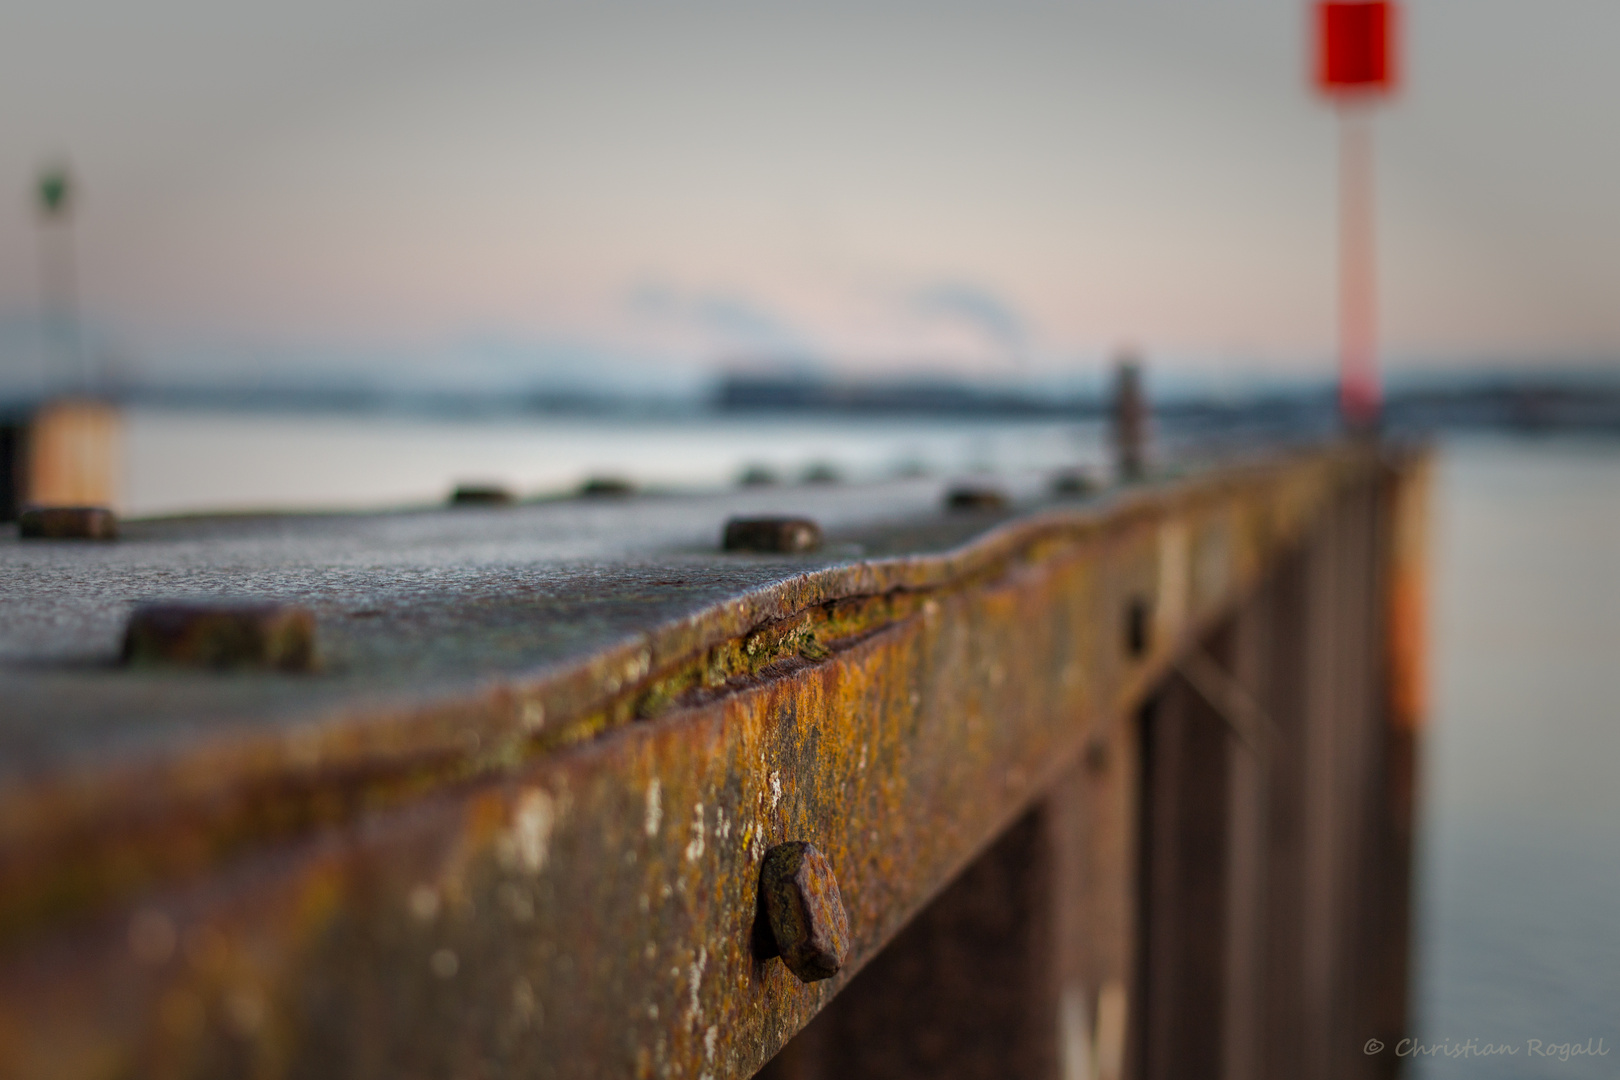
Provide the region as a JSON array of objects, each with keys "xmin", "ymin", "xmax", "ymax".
[
  {"xmin": 1112, "ymin": 358, "xmax": 1147, "ymax": 483},
  {"xmin": 1259, "ymin": 545, "xmax": 1315, "ymax": 1080},
  {"xmin": 1049, "ymin": 729, "xmax": 1137, "ymax": 1080},
  {"xmin": 24, "ymin": 398, "xmax": 120, "ymax": 508},
  {"xmin": 1221, "ymin": 598, "xmax": 1273, "ymax": 1080},
  {"xmin": 1134, "ymin": 641, "xmax": 1232, "ymax": 1080}
]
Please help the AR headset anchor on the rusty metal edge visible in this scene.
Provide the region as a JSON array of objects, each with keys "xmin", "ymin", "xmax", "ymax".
[
  {"xmin": 0, "ymin": 441, "xmax": 1431, "ymax": 1080},
  {"xmin": 0, "ymin": 443, "xmax": 1389, "ymax": 953}
]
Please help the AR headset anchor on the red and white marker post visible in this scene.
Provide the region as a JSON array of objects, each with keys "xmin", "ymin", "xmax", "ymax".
[{"xmin": 1314, "ymin": 1, "xmax": 1398, "ymax": 431}]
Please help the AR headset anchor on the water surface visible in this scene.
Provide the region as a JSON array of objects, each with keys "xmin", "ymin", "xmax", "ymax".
[
  {"xmin": 1413, "ymin": 437, "xmax": 1620, "ymax": 1078},
  {"xmin": 121, "ymin": 408, "xmax": 1105, "ymax": 517}
]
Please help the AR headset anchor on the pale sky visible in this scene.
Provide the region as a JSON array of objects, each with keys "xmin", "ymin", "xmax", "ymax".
[{"xmin": 2, "ymin": 0, "xmax": 1617, "ymax": 391}]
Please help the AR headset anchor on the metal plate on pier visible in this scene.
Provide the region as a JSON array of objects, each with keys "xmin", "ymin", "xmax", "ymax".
[{"xmin": 0, "ymin": 445, "xmax": 1398, "ymax": 1080}]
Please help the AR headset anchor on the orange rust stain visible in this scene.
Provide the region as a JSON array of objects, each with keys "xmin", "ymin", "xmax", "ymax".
[{"xmin": 1387, "ymin": 453, "xmax": 1432, "ymax": 731}]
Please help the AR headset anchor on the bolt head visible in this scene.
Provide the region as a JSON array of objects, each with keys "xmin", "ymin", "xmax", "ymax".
[
  {"xmin": 122, "ymin": 602, "xmax": 317, "ymax": 671},
  {"xmin": 944, "ymin": 485, "xmax": 1008, "ymax": 512},
  {"xmin": 449, "ymin": 484, "xmax": 513, "ymax": 506},
  {"xmin": 759, "ymin": 841, "xmax": 849, "ymax": 983},
  {"xmin": 578, "ymin": 476, "xmax": 635, "ymax": 497},
  {"xmin": 1050, "ymin": 468, "xmax": 1099, "ymax": 498},
  {"xmin": 18, "ymin": 505, "xmax": 118, "ymax": 540},
  {"xmin": 723, "ymin": 517, "xmax": 822, "ymax": 554}
]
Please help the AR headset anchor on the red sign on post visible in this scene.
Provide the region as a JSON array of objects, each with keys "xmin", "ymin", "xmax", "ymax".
[
  {"xmin": 1316, "ymin": 1, "xmax": 1397, "ymax": 95},
  {"xmin": 1313, "ymin": 1, "xmax": 1398, "ymax": 429}
]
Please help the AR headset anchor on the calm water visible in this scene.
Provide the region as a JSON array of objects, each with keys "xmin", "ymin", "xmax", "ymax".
[
  {"xmin": 120, "ymin": 407, "xmax": 1107, "ymax": 517},
  {"xmin": 115, "ymin": 413, "xmax": 1620, "ymax": 1072},
  {"xmin": 1414, "ymin": 437, "xmax": 1620, "ymax": 1077}
]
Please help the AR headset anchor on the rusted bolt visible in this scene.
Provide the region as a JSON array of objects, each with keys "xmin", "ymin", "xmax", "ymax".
[
  {"xmin": 578, "ymin": 476, "xmax": 634, "ymax": 497},
  {"xmin": 944, "ymin": 485, "xmax": 1008, "ymax": 512},
  {"xmin": 758, "ymin": 841, "xmax": 849, "ymax": 983},
  {"xmin": 449, "ymin": 484, "xmax": 513, "ymax": 506},
  {"xmin": 18, "ymin": 505, "xmax": 119, "ymax": 540},
  {"xmin": 723, "ymin": 517, "xmax": 822, "ymax": 554},
  {"xmin": 122, "ymin": 602, "xmax": 317, "ymax": 671},
  {"xmin": 738, "ymin": 463, "xmax": 779, "ymax": 487},
  {"xmin": 1050, "ymin": 468, "xmax": 1098, "ymax": 498}
]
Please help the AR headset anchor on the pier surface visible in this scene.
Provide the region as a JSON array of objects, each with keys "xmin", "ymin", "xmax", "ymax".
[{"xmin": 0, "ymin": 443, "xmax": 1425, "ymax": 1080}]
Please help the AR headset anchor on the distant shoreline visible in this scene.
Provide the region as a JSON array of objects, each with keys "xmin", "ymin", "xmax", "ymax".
[{"xmin": 5, "ymin": 371, "xmax": 1620, "ymax": 435}]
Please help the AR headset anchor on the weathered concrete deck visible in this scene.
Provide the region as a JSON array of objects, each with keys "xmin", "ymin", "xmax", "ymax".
[{"xmin": 0, "ymin": 443, "xmax": 1425, "ymax": 1080}]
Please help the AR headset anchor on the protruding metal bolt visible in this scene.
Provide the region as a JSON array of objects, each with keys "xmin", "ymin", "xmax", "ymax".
[
  {"xmin": 737, "ymin": 463, "xmax": 779, "ymax": 487},
  {"xmin": 1050, "ymin": 468, "xmax": 1098, "ymax": 498},
  {"xmin": 449, "ymin": 484, "xmax": 513, "ymax": 506},
  {"xmin": 802, "ymin": 462, "xmax": 841, "ymax": 485},
  {"xmin": 18, "ymin": 505, "xmax": 118, "ymax": 540},
  {"xmin": 758, "ymin": 841, "xmax": 849, "ymax": 983},
  {"xmin": 578, "ymin": 476, "xmax": 635, "ymax": 497},
  {"xmin": 723, "ymin": 517, "xmax": 822, "ymax": 554},
  {"xmin": 944, "ymin": 485, "xmax": 1008, "ymax": 512},
  {"xmin": 122, "ymin": 602, "xmax": 317, "ymax": 671}
]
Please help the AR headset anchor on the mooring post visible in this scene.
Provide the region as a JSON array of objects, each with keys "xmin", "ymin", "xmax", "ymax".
[
  {"xmin": 1112, "ymin": 357, "xmax": 1147, "ymax": 483},
  {"xmin": 24, "ymin": 398, "xmax": 120, "ymax": 510}
]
